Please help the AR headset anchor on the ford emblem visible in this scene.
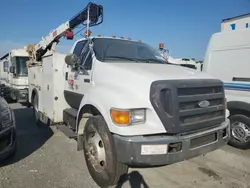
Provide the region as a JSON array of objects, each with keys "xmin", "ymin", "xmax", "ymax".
[{"xmin": 198, "ymin": 100, "xmax": 210, "ymax": 108}]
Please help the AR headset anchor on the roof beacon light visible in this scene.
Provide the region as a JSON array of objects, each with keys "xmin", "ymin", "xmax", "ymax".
[
  {"xmin": 159, "ymin": 43, "xmax": 164, "ymax": 50},
  {"xmin": 85, "ymin": 30, "xmax": 92, "ymax": 37}
]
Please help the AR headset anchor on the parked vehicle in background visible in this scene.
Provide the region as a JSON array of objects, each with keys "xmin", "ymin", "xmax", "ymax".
[
  {"xmin": 168, "ymin": 57, "xmax": 197, "ymax": 69},
  {"xmin": 157, "ymin": 44, "xmax": 198, "ymax": 70},
  {"xmin": 203, "ymin": 13, "xmax": 250, "ymax": 149},
  {"xmin": 0, "ymin": 48, "xmax": 29, "ymax": 103},
  {"xmin": 0, "ymin": 96, "xmax": 17, "ymax": 162},
  {"xmin": 25, "ymin": 2, "xmax": 230, "ymax": 187}
]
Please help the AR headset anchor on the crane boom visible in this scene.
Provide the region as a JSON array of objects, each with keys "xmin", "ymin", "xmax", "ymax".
[{"xmin": 27, "ymin": 2, "xmax": 103, "ymax": 62}]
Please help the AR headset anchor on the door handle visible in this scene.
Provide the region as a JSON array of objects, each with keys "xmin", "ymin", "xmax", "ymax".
[{"xmin": 84, "ymin": 79, "xmax": 90, "ymax": 83}]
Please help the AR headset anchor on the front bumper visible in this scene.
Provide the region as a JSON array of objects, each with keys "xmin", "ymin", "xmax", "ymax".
[{"xmin": 113, "ymin": 119, "xmax": 230, "ymax": 166}]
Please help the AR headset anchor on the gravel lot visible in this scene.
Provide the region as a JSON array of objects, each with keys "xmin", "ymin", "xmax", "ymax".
[{"xmin": 0, "ymin": 103, "xmax": 250, "ymax": 188}]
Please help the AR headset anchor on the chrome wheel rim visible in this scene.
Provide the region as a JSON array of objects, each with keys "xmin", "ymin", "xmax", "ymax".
[
  {"xmin": 231, "ymin": 122, "xmax": 250, "ymax": 143},
  {"xmin": 85, "ymin": 125, "xmax": 106, "ymax": 173}
]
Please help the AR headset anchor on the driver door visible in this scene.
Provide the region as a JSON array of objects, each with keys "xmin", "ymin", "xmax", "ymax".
[{"xmin": 66, "ymin": 40, "xmax": 94, "ymax": 110}]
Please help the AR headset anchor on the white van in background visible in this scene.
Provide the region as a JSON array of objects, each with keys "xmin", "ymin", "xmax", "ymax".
[{"xmin": 202, "ymin": 27, "xmax": 250, "ymax": 149}]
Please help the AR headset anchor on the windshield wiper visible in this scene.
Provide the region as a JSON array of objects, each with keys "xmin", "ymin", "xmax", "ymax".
[{"xmin": 104, "ymin": 56, "xmax": 139, "ymax": 62}]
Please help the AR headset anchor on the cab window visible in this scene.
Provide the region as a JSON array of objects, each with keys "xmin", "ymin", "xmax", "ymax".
[
  {"xmin": 3, "ymin": 61, "xmax": 8, "ymax": 72},
  {"xmin": 83, "ymin": 52, "xmax": 93, "ymax": 70},
  {"xmin": 73, "ymin": 40, "xmax": 87, "ymax": 57}
]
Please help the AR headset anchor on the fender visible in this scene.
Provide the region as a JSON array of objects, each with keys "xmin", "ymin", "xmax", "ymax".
[
  {"xmin": 76, "ymin": 85, "xmax": 159, "ymax": 135},
  {"xmin": 227, "ymin": 101, "xmax": 250, "ymax": 112},
  {"xmin": 76, "ymin": 86, "xmax": 141, "ymax": 131}
]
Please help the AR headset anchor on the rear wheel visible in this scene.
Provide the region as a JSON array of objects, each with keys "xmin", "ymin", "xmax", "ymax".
[
  {"xmin": 229, "ymin": 114, "xmax": 250, "ymax": 149},
  {"xmin": 83, "ymin": 115, "xmax": 128, "ymax": 188},
  {"xmin": 32, "ymin": 94, "xmax": 41, "ymax": 126}
]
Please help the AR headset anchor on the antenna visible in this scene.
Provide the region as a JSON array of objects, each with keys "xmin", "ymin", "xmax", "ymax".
[{"xmin": 86, "ymin": 5, "xmax": 90, "ymax": 38}]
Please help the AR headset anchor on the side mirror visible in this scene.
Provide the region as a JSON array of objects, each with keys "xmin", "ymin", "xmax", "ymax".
[
  {"xmin": 65, "ymin": 54, "xmax": 78, "ymax": 66},
  {"xmin": 9, "ymin": 66, "xmax": 15, "ymax": 74}
]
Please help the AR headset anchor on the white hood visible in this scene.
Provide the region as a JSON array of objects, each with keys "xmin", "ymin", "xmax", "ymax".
[
  {"xmin": 93, "ymin": 61, "xmax": 216, "ymax": 109},
  {"xmin": 90, "ymin": 61, "xmax": 220, "ymax": 136},
  {"xmin": 94, "ymin": 61, "xmax": 214, "ymax": 83}
]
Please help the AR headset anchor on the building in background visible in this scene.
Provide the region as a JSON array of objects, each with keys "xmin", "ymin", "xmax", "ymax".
[{"xmin": 221, "ymin": 13, "xmax": 250, "ymax": 32}]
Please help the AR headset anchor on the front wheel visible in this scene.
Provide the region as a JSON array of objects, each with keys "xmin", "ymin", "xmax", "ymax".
[
  {"xmin": 229, "ymin": 114, "xmax": 250, "ymax": 149},
  {"xmin": 83, "ymin": 115, "xmax": 128, "ymax": 188}
]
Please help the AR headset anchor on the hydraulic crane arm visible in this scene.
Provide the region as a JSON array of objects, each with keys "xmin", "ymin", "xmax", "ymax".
[{"xmin": 27, "ymin": 2, "xmax": 103, "ymax": 61}]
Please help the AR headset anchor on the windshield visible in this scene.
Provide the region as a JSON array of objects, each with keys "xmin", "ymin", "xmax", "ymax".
[
  {"xmin": 93, "ymin": 38, "xmax": 167, "ymax": 64},
  {"xmin": 15, "ymin": 56, "xmax": 29, "ymax": 76}
]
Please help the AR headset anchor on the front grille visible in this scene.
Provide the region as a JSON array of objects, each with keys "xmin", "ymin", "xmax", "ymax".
[
  {"xmin": 150, "ymin": 79, "xmax": 226, "ymax": 134},
  {"xmin": 178, "ymin": 85, "xmax": 225, "ymax": 128}
]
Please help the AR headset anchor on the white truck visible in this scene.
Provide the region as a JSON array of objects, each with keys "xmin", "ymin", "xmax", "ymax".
[
  {"xmin": 26, "ymin": 2, "xmax": 230, "ymax": 187},
  {"xmin": 168, "ymin": 57, "xmax": 197, "ymax": 70},
  {"xmin": 203, "ymin": 14, "xmax": 250, "ymax": 149},
  {"xmin": 0, "ymin": 48, "xmax": 29, "ymax": 103}
]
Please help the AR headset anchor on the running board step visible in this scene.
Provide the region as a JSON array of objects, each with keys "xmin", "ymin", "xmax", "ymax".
[{"xmin": 56, "ymin": 124, "xmax": 77, "ymax": 139}]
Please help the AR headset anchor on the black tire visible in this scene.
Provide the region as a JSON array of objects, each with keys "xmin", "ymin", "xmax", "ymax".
[
  {"xmin": 229, "ymin": 114, "xmax": 250, "ymax": 149},
  {"xmin": 11, "ymin": 91, "xmax": 17, "ymax": 103},
  {"xmin": 32, "ymin": 94, "xmax": 42, "ymax": 126},
  {"xmin": 2, "ymin": 139, "xmax": 17, "ymax": 163},
  {"xmin": 83, "ymin": 115, "xmax": 128, "ymax": 188},
  {"xmin": 6, "ymin": 140, "xmax": 17, "ymax": 160}
]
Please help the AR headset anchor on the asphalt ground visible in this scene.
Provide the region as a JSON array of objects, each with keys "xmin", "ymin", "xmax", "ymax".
[{"xmin": 0, "ymin": 103, "xmax": 250, "ymax": 188}]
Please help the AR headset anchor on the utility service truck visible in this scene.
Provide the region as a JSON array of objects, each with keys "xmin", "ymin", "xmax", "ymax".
[
  {"xmin": 26, "ymin": 2, "xmax": 230, "ymax": 187},
  {"xmin": 0, "ymin": 48, "xmax": 29, "ymax": 102},
  {"xmin": 203, "ymin": 13, "xmax": 250, "ymax": 149}
]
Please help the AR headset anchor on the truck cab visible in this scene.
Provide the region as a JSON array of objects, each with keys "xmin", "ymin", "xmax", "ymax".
[{"xmin": 0, "ymin": 49, "xmax": 29, "ymax": 103}]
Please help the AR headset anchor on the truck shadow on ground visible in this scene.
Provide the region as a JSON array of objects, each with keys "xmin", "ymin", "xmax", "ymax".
[
  {"xmin": 1, "ymin": 107, "xmax": 53, "ymax": 167},
  {"xmin": 115, "ymin": 171, "xmax": 149, "ymax": 188}
]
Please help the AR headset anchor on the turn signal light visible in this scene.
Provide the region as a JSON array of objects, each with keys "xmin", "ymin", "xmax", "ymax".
[{"xmin": 110, "ymin": 109, "xmax": 130, "ymax": 126}]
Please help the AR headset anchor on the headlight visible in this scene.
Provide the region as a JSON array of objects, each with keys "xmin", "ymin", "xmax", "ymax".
[
  {"xmin": 1, "ymin": 107, "xmax": 12, "ymax": 130},
  {"xmin": 110, "ymin": 108, "xmax": 146, "ymax": 126}
]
